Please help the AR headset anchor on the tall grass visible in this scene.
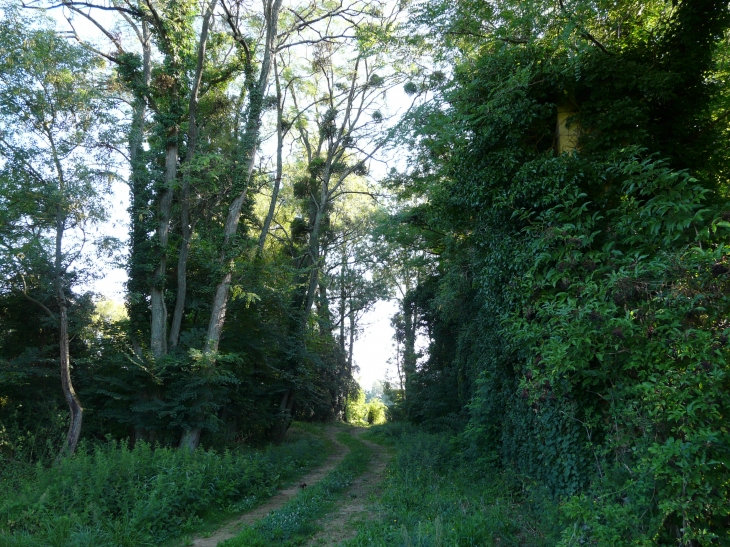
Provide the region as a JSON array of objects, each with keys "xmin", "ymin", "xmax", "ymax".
[
  {"xmin": 343, "ymin": 423, "xmax": 561, "ymax": 547},
  {"xmin": 0, "ymin": 428, "xmax": 327, "ymax": 547}
]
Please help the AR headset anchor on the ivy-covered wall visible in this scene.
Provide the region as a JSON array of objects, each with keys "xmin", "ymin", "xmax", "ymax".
[{"xmin": 392, "ymin": 0, "xmax": 730, "ymax": 542}]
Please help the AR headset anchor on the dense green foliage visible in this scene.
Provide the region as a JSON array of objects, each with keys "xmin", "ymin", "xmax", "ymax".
[
  {"xmin": 0, "ymin": 428, "xmax": 327, "ymax": 546},
  {"xmin": 345, "ymin": 387, "xmax": 387, "ymax": 426},
  {"xmin": 0, "ymin": 0, "xmax": 397, "ymax": 458},
  {"xmin": 4, "ymin": 0, "xmax": 730, "ymax": 544},
  {"xmin": 385, "ymin": 0, "xmax": 730, "ymax": 543}
]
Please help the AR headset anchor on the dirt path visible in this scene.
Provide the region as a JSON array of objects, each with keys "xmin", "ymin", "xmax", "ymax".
[
  {"xmin": 192, "ymin": 427, "xmax": 350, "ymax": 547},
  {"xmin": 304, "ymin": 430, "xmax": 391, "ymax": 547}
]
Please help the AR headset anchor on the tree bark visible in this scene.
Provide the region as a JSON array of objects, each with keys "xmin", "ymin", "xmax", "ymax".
[
  {"xmin": 339, "ymin": 248, "xmax": 347, "ymax": 353},
  {"xmin": 179, "ymin": 429, "xmax": 202, "ymax": 451},
  {"xmin": 51, "ymin": 152, "xmax": 82, "ymax": 456},
  {"xmin": 179, "ymin": 0, "xmax": 283, "ymax": 449},
  {"xmin": 302, "ymin": 164, "xmax": 330, "ymax": 315},
  {"xmin": 271, "ymin": 389, "xmax": 295, "ymax": 443},
  {"xmin": 402, "ymin": 298, "xmax": 417, "ymax": 402},
  {"xmin": 58, "ymin": 298, "xmax": 83, "ymax": 457},
  {"xmin": 127, "ymin": 23, "xmax": 152, "ymax": 337},
  {"xmin": 347, "ymin": 298, "xmax": 355, "ymax": 374}
]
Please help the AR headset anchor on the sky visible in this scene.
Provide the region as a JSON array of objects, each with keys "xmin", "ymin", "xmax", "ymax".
[{"xmin": 352, "ymin": 299, "xmax": 399, "ymax": 391}]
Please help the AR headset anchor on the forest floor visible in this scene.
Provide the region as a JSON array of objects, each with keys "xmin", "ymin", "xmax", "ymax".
[
  {"xmin": 191, "ymin": 423, "xmax": 559, "ymax": 547},
  {"xmin": 0, "ymin": 422, "xmax": 560, "ymax": 547}
]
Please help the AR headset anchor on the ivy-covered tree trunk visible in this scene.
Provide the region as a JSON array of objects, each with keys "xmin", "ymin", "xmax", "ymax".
[
  {"xmin": 339, "ymin": 249, "xmax": 347, "ymax": 354},
  {"xmin": 169, "ymin": 0, "xmax": 216, "ymax": 349},
  {"xmin": 178, "ymin": 0, "xmax": 283, "ymax": 451},
  {"xmin": 203, "ymin": 0, "xmax": 283, "ymax": 357},
  {"xmin": 303, "ymin": 166, "xmax": 331, "ymax": 315},
  {"xmin": 257, "ymin": 54, "xmax": 285, "ymax": 256},
  {"xmin": 402, "ymin": 297, "xmax": 417, "ymax": 402},
  {"xmin": 347, "ymin": 299, "xmax": 355, "ymax": 380},
  {"xmin": 149, "ymin": 136, "xmax": 177, "ymax": 359},
  {"xmin": 126, "ymin": 23, "xmax": 152, "ymax": 347}
]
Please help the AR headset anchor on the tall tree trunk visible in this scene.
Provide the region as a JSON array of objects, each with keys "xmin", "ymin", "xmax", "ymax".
[
  {"xmin": 347, "ymin": 298, "xmax": 355, "ymax": 378},
  {"xmin": 58, "ymin": 297, "xmax": 82, "ymax": 456},
  {"xmin": 317, "ymin": 279, "xmax": 331, "ymax": 333},
  {"xmin": 257, "ymin": 54, "xmax": 284, "ymax": 255},
  {"xmin": 54, "ymin": 178, "xmax": 82, "ymax": 456},
  {"xmin": 341, "ymin": 299, "xmax": 356, "ymax": 423},
  {"xmin": 395, "ymin": 338, "xmax": 404, "ymax": 391},
  {"xmin": 302, "ymin": 169, "xmax": 330, "ymax": 315},
  {"xmin": 204, "ymin": 0, "xmax": 283, "ymax": 356},
  {"xmin": 402, "ymin": 298, "xmax": 417, "ymax": 402},
  {"xmin": 339, "ymin": 248, "xmax": 347, "ymax": 353},
  {"xmin": 181, "ymin": 0, "xmax": 283, "ymax": 450},
  {"xmin": 149, "ymin": 135, "xmax": 177, "ymax": 358},
  {"xmin": 271, "ymin": 389, "xmax": 295, "ymax": 443},
  {"xmin": 169, "ymin": 0, "xmax": 216, "ymax": 349}
]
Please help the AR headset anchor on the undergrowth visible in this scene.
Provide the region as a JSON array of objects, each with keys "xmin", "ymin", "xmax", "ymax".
[
  {"xmin": 221, "ymin": 428, "xmax": 372, "ymax": 547},
  {"xmin": 0, "ymin": 424, "xmax": 328, "ymax": 547},
  {"xmin": 343, "ymin": 423, "xmax": 561, "ymax": 547}
]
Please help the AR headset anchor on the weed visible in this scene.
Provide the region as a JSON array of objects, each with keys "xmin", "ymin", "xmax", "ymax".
[
  {"xmin": 343, "ymin": 424, "xmax": 560, "ymax": 547},
  {"xmin": 0, "ymin": 424, "xmax": 328, "ymax": 546}
]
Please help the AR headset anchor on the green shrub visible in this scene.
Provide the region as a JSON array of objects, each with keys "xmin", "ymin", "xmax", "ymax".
[
  {"xmin": 346, "ymin": 388, "xmax": 387, "ymax": 426},
  {"xmin": 0, "ymin": 429, "xmax": 327, "ymax": 546}
]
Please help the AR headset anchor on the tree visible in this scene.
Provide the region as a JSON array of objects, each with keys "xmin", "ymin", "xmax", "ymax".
[{"xmin": 0, "ymin": 7, "xmax": 118, "ymax": 455}]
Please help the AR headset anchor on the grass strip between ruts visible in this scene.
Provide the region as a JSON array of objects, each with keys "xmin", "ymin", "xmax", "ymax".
[{"xmin": 219, "ymin": 429, "xmax": 373, "ymax": 547}]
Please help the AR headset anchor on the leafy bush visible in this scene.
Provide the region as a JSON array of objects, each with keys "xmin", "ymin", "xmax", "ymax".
[
  {"xmin": 512, "ymin": 153, "xmax": 730, "ymax": 544},
  {"xmin": 346, "ymin": 388, "xmax": 387, "ymax": 426}
]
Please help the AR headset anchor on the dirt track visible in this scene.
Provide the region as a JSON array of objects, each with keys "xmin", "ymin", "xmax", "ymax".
[
  {"xmin": 304, "ymin": 429, "xmax": 391, "ymax": 547},
  {"xmin": 191, "ymin": 427, "xmax": 350, "ymax": 547}
]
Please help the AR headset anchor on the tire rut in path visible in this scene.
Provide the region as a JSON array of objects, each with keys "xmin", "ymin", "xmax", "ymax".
[
  {"xmin": 191, "ymin": 427, "xmax": 350, "ymax": 547},
  {"xmin": 304, "ymin": 429, "xmax": 391, "ymax": 547}
]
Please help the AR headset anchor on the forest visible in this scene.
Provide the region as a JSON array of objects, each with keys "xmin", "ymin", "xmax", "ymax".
[{"xmin": 1, "ymin": 0, "xmax": 730, "ymax": 545}]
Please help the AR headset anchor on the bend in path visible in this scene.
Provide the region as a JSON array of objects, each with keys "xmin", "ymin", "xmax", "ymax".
[
  {"xmin": 192, "ymin": 426, "xmax": 350, "ymax": 547},
  {"xmin": 304, "ymin": 429, "xmax": 391, "ymax": 547}
]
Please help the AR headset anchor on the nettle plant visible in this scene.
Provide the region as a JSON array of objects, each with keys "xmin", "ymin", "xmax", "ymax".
[{"xmin": 512, "ymin": 150, "xmax": 730, "ymax": 544}]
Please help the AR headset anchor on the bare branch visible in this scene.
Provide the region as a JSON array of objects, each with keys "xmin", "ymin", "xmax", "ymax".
[
  {"xmin": 22, "ymin": 0, "xmax": 141, "ymax": 17},
  {"xmin": 220, "ymin": 0, "xmax": 252, "ymax": 65},
  {"xmin": 17, "ymin": 274, "xmax": 57, "ymax": 319}
]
